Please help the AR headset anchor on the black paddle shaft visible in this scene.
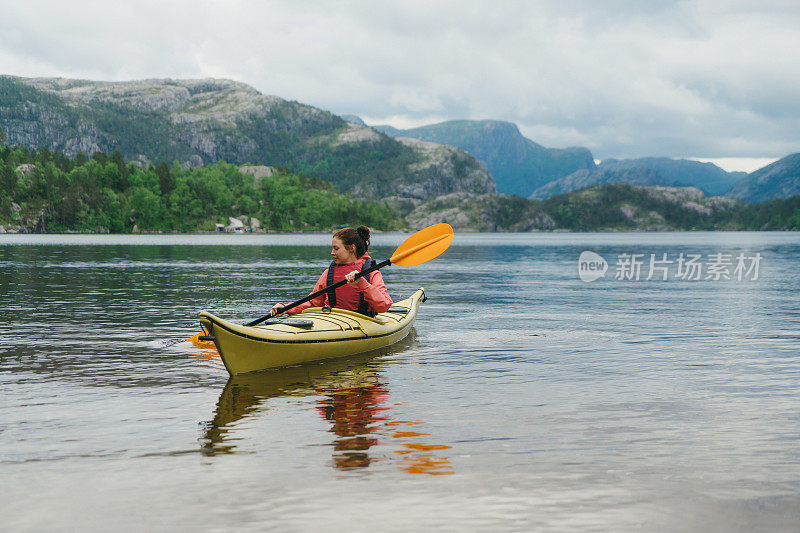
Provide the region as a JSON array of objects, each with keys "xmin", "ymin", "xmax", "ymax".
[{"xmin": 245, "ymin": 258, "xmax": 392, "ymax": 327}]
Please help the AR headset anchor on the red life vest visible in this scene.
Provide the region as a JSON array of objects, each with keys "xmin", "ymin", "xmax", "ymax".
[{"xmin": 326, "ymin": 258, "xmax": 377, "ymax": 316}]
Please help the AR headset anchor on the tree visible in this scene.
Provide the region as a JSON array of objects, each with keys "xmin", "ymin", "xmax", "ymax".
[
  {"xmin": 0, "ymin": 163, "xmax": 15, "ymax": 194},
  {"xmin": 156, "ymin": 162, "xmax": 175, "ymax": 195},
  {"xmin": 128, "ymin": 186, "xmax": 165, "ymax": 230},
  {"xmin": 109, "ymin": 151, "xmax": 129, "ymax": 189},
  {"xmin": 92, "ymin": 151, "xmax": 108, "ymax": 166}
]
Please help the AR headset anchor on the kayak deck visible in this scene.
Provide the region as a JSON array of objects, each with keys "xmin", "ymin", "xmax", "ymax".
[{"xmin": 199, "ymin": 288, "xmax": 425, "ymax": 375}]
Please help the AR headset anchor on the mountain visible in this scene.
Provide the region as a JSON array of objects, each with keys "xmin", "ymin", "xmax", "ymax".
[
  {"xmin": 598, "ymin": 157, "xmax": 745, "ymax": 196},
  {"xmin": 339, "ymin": 114, "xmax": 366, "ymax": 125},
  {"xmin": 373, "ymin": 119, "xmax": 595, "ymax": 197},
  {"xmin": 528, "ymin": 167, "xmax": 680, "ymax": 200},
  {"xmin": 0, "ymin": 76, "xmax": 495, "ymax": 202},
  {"xmin": 528, "ymin": 157, "xmax": 746, "ymax": 199},
  {"xmin": 726, "ymin": 153, "xmax": 800, "ymax": 203},
  {"xmin": 374, "ymin": 118, "xmax": 751, "ymax": 199}
]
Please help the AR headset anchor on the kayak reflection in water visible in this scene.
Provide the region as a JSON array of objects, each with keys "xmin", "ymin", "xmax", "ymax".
[
  {"xmin": 199, "ymin": 357, "xmax": 385, "ymax": 456},
  {"xmin": 199, "ymin": 354, "xmax": 453, "ymax": 475},
  {"xmin": 270, "ymin": 226, "xmax": 393, "ymax": 317}
]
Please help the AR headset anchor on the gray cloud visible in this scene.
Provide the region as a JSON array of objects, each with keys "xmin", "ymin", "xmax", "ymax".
[{"xmin": 0, "ymin": 0, "xmax": 798, "ymax": 161}]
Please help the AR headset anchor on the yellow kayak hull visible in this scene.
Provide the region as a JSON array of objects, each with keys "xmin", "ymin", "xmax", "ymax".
[{"xmin": 199, "ymin": 289, "xmax": 425, "ymax": 375}]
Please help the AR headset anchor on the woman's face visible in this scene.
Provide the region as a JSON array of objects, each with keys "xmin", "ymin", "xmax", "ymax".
[{"xmin": 331, "ymin": 237, "xmax": 357, "ymax": 265}]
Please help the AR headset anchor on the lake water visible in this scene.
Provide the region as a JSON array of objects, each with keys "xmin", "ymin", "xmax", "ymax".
[{"xmin": 2, "ymin": 232, "xmax": 799, "ymax": 531}]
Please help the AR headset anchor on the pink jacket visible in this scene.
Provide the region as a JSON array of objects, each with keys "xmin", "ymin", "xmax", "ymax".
[{"xmin": 287, "ymin": 253, "xmax": 393, "ymax": 315}]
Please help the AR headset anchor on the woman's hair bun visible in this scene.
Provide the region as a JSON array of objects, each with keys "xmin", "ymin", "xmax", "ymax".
[{"xmin": 333, "ymin": 225, "xmax": 371, "ymax": 258}]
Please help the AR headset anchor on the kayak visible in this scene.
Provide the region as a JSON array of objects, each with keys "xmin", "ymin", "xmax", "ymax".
[{"xmin": 199, "ymin": 288, "xmax": 426, "ymax": 375}]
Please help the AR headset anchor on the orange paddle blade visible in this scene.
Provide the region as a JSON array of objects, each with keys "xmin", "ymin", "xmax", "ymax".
[
  {"xmin": 390, "ymin": 223, "xmax": 454, "ymax": 267},
  {"xmin": 187, "ymin": 332, "xmax": 216, "ymax": 349}
]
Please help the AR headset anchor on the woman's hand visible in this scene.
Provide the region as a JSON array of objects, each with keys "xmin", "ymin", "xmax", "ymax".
[
  {"xmin": 345, "ymin": 270, "xmax": 361, "ymax": 286},
  {"xmin": 270, "ymin": 303, "xmax": 288, "ymax": 316}
]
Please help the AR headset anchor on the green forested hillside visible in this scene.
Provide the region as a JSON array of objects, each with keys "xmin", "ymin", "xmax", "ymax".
[
  {"xmin": 2, "ymin": 138, "xmax": 799, "ymax": 234},
  {"xmin": 407, "ymin": 184, "xmax": 800, "ymax": 231},
  {"xmin": 0, "ymin": 143, "xmax": 399, "ymax": 233},
  {"xmin": 533, "ymin": 185, "xmax": 800, "ymax": 230}
]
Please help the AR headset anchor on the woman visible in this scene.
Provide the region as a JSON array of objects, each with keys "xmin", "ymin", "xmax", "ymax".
[{"xmin": 270, "ymin": 226, "xmax": 393, "ymax": 317}]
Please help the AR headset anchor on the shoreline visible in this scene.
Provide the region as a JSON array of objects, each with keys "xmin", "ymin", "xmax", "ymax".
[{"xmin": 1, "ymin": 228, "xmax": 799, "ymax": 237}]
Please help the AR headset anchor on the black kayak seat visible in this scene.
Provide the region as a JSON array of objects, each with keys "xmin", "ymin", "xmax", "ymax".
[{"xmin": 259, "ymin": 319, "xmax": 314, "ymax": 329}]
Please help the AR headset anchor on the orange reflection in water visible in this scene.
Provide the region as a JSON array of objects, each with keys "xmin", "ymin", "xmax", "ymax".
[{"xmin": 387, "ymin": 421, "xmax": 454, "ymax": 476}]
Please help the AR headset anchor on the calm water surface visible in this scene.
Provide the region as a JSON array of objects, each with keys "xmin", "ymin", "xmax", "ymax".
[{"xmin": 2, "ymin": 232, "xmax": 799, "ymax": 531}]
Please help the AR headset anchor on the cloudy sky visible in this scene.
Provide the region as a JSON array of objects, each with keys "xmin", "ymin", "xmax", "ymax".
[{"xmin": 1, "ymin": 0, "xmax": 798, "ymax": 171}]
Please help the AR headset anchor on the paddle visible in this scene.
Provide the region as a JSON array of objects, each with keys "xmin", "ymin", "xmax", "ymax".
[{"xmin": 245, "ymin": 223, "xmax": 454, "ymax": 327}]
